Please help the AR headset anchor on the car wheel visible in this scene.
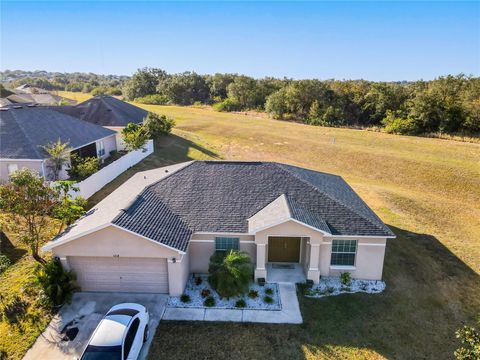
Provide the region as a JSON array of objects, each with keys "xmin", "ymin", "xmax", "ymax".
[{"xmin": 143, "ymin": 325, "xmax": 149, "ymax": 343}]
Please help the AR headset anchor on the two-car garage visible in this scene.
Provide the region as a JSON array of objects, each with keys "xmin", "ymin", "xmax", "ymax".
[
  {"xmin": 68, "ymin": 256, "xmax": 169, "ymax": 293},
  {"xmin": 45, "ymin": 225, "xmax": 190, "ymax": 296}
]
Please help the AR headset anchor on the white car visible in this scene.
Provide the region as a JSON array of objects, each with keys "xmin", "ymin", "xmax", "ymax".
[{"xmin": 79, "ymin": 303, "xmax": 149, "ymax": 360}]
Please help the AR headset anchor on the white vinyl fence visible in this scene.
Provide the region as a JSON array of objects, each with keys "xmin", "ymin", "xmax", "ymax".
[{"xmin": 65, "ymin": 140, "xmax": 154, "ymax": 199}]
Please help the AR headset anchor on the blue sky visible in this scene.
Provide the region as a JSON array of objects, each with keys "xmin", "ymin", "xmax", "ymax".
[{"xmin": 1, "ymin": 1, "xmax": 479, "ymax": 81}]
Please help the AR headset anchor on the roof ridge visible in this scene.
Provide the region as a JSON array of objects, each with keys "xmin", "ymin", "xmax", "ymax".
[{"xmin": 273, "ymin": 163, "xmax": 389, "ymax": 234}]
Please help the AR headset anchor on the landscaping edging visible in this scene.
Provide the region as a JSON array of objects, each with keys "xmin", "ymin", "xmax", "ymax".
[
  {"xmin": 305, "ymin": 277, "xmax": 386, "ymax": 298},
  {"xmin": 167, "ymin": 276, "xmax": 282, "ymax": 311}
]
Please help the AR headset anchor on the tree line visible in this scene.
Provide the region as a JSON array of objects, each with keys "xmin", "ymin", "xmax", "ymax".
[
  {"xmin": 2, "ymin": 68, "xmax": 479, "ymax": 135},
  {"xmin": 123, "ymin": 68, "xmax": 479, "ymax": 135}
]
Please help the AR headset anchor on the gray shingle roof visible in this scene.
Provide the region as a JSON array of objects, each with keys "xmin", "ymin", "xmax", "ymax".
[
  {"xmin": 0, "ymin": 104, "xmax": 115, "ymax": 159},
  {"xmin": 113, "ymin": 161, "xmax": 394, "ymax": 251},
  {"xmin": 53, "ymin": 95, "xmax": 148, "ymax": 127}
]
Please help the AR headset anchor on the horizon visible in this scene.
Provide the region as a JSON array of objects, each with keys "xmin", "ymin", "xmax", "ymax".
[
  {"xmin": 0, "ymin": 68, "xmax": 477, "ymax": 83},
  {"xmin": 1, "ymin": 1, "xmax": 479, "ymax": 81}
]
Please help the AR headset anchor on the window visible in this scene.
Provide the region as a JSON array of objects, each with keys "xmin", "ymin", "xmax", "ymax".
[
  {"xmin": 330, "ymin": 240, "xmax": 357, "ymax": 266},
  {"xmin": 7, "ymin": 164, "xmax": 18, "ymax": 174},
  {"xmin": 215, "ymin": 237, "xmax": 239, "ymax": 251},
  {"xmin": 123, "ymin": 318, "xmax": 140, "ymax": 359}
]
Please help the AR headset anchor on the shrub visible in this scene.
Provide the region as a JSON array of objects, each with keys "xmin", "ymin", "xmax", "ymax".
[
  {"xmin": 204, "ymin": 296, "xmax": 215, "ymax": 307},
  {"xmin": 382, "ymin": 111, "xmax": 422, "ymax": 135},
  {"xmin": 134, "ymin": 94, "xmax": 169, "ymax": 105},
  {"xmin": 0, "ymin": 254, "xmax": 11, "ymax": 274},
  {"xmin": 213, "ymin": 97, "xmax": 242, "ymax": 112},
  {"xmin": 455, "ymin": 322, "xmax": 480, "ymax": 360},
  {"xmin": 34, "ymin": 259, "xmax": 77, "ymax": 307},
  {"xmin": 248, "ymin": 289, "xmax": 258, "ymax": 299},
  {"xmin": 263, "ymin": 296, "xmax": 274, "ymax": 304},
  {"xmin": 340, "ymin": 272, "xmax": 352, "ymax": 286},
  {"xmin": 326, "ymin": 287, "xmax": 335, "ymax": 294},
  {"xmin": 265, "ymin": 287, "xmax": 273, "ymax": 296},
  {"xmin": 235, "ymin": 299, "xmax": 246, "ymax": 308},
  {"xmin": 208, "ymin": 250, "xmax": 252, "ymax": 298},
  {"xmin": 67, "ymin": 154, "xmax": 99, "ymax": 181},
  {"xmin": 201, "ymin": 288, "xmax": 211, "ymax": 298},
  {"xmin": 121, "ymin": 123, "xmax": 149, "ymax": 151},
  {"xmin": 195, "ymin": 276, "xmax": 203, "ymax": 286},
  {"xmin": 180, "ymin": 294, "xmax": 191, "ymax": 303},
  {"xmin": 143, "ymin": 112, "xmax": 175, "ymax": 137}
]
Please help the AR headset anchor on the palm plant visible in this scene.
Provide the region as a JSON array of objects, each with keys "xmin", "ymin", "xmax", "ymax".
[
  {"xmin": 42, "ymin": 139, "xmax": 72, "ymax": 180},
  {"xmin": 208, "ymin": 250, "xmax": 252, "ymax": 298},
  {"xmin": 34, "ymin": 259, "xmax": 77, "ymax": 307}
]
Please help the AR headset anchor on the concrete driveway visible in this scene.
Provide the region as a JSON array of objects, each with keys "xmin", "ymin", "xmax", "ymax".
[{"xmin": 23, "ymin": 292, "xmax": 168, "ymax": 360}]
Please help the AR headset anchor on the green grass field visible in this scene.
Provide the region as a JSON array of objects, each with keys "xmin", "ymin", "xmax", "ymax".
[{"xmin": 55, "ymin": 93, "xmax": 480, "ymax": 359}]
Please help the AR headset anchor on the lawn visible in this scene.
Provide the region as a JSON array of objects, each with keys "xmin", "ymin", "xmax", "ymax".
[{"xmin": 60, "ymin": 93, "xmax": 480, "ymax": 359}]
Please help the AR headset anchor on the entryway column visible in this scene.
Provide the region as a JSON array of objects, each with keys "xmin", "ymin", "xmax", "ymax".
[
  {"xmin": 307, "ymin": 242, "xmax": 320, "ymax": 283},
  {"xmin": 254, "ymin": 243, "xmax": 267, "ymax": 280}
]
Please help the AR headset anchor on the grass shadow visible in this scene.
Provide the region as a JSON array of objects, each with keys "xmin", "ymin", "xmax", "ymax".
[{"xmin": 0, "ymin": 231, "xmax": 27, "ymax": 265}]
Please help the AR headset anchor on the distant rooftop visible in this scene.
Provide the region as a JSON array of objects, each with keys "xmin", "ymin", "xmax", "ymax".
[{"xmin": 53, "ymin": 95, "xmax": 148, "ymax": 127}]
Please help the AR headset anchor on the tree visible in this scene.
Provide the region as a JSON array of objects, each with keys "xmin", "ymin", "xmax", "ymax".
[
  {"xmin": 52, "ymin": 181, "xmax": 86, "ymax": 235},
  {"xmin": 143, "ymin": 112, "xmax": 175, "ymax": 137},
  {"xmin": 208, "ymin": 250, "xmax": 252, "ymax": 298},
  {"xmin": 123, "ymin": 67, "xmax": 167, "ymax": 100},
  {"xmin": 0, "ymin": 169, "xmax": 60, "ymax": 262},
  {"xmin": 455, "ymin": 322, "xmax": 480, "ymax": 360},
  {"xmin": 121, "ymin": 123, "xmax": 149, "ymax": 151},
  {"xmin": 157, "ymin": 71, "xmax": 210, "ymax": 105},
  {"xmin": 42, "ymin": 139, "xmax": 72, "ymax": 180},
  {"xmin": 227, "ymin": 76, "xmax": 260, "ymax": 109}
]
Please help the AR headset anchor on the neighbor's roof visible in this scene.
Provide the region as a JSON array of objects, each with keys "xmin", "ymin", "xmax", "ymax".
[
  {"xmin": 0, "ymin": 104, "xmax": 115, "ymax": 159},
  {"xmin": 45, "ymin": 161, "xmax": 395, "ymax": 253},
  {"xmin": 53, "ymin": 95, "xmax": 148, "ymax": 127},
  {"xmin": 6, "ymin": 93, "xmax": 76, "ymax": 106}
]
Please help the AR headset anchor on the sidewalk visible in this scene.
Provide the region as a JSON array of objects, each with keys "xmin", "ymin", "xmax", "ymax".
[{"xmin": 162, "ymin": 283, "xmax": 302, "ymax": 324}]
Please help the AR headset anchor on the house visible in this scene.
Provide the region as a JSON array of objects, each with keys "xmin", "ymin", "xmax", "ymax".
[
  {"xmin": 0, "ymin": 104, "xmax": 117, "ymax": 182},
  {"xmin": 53, "ymin": 95, "xmax": 148, "ymax": 150},
  {"xmin": 1, "ymin": 85, "xmax": 77, "ymax": 106},
  {"xmin": 43, "ymin": 161, "xmax": 395, "ymax": 296}
]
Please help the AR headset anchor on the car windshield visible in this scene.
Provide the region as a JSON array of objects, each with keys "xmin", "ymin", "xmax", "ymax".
[{"xmin": 80, "ymin": 345, "xmax": 122, "ymax": 360}]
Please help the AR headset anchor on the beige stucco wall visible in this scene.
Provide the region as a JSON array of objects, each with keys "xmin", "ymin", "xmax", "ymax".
[
  {"xmin": 188, "ymin": 233, "xmax": 256, "ymax": 274},
  {"xmin": 321, "ymin": 237, "xmax": 387, "ymax": 280},
  {"xmin": 168, "ymin": 252, "xmax": 190, "ymax": 296},
  {"xmin": 52, "ymin": 226, "xmax": 180, "ymax": 259},
  {"xmin": 0, "ymin": 159, "xmax": 44, "ymax": 182}
]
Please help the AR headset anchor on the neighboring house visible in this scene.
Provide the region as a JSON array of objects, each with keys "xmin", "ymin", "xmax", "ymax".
[
  {"xmin": 43, "ymin": 161, "xmax": 395, "ymax": 296},
  {"xmin": 1, "ymin": 85, "xmax": 77, "ymax": 106},
  {"xmin": 5, "ymin": 93, "xmax": 76, "ymax": 106},
  {"xmin": 54, "ymin": 95, "xmax": 148, "ymax": 150},
  {"xmin": 0, "ymin": 104, "xmax": 117, "ymax": 182}
]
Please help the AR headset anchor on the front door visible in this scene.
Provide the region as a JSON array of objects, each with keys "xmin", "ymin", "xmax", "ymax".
[{"xmin": 268, "ymin": 237, "xmax": 301, "ymax": 262}]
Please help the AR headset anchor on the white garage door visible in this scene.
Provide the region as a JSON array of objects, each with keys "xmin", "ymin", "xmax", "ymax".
[{"xmin": 68, "ymin": 256, "xmax": 169, "ymax": 293}]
